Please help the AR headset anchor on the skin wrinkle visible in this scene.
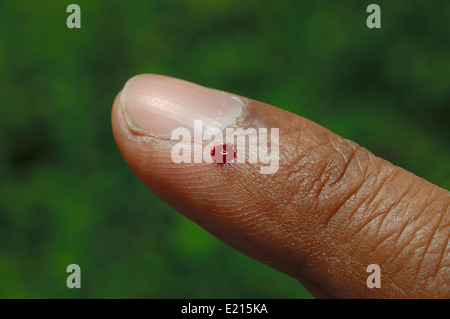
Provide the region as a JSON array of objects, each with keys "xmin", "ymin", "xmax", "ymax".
[
  {"xmin": 312, "ymin": 164, "xmax": 346, "ymax": 214},
  {"xmin": 321, "ymin": 146, "xmax": 368, "ymax": 219},
  {"xmin": 112, "ymin": 89, "xmax": 450, "ymax": 298},
  {"xmin": 288, "ymin": 141, "xmax": 332, "ymax": 175},
  {"xmin": 350, "ymin": 168, "xmax": 399, "ymax": 237},
  {"xmin": 249, "ymin": 104, "xmax": 447, "ymax": 296},
  {"xmin": 327, "ymin": 145, "xmax": 360, "ymax": 188},
  {"xmin": 341, "ymin": 177, "xmax": 380, "ymax": 233},
  {"xmin": 306, "ymin": 159, "xmax": 331, "ymax": 195},
  {"xmin": 420, "ymin": 195, "xmax": 449, "ymax": 281},
  {"xmin": 349, "ymin": 173, "xmax": 417, "ymax": 259},
  {"xmin": 313, "ymin": 164, "xmax": 336, "ymax": 210},
  {"xmin": 433, "ymin": 226, "xmax": 450, "ymax": 283},
  {"xmin": 394, "ymin": 201, "xmax": 446, "ymax": 295},
  {"xmin": 317, "ymin": 148, "xmax": 364, "ymax": 227},
  {"xmin": 434, "ymin": 206, "xmax": 450, "ymax": 269},
  {"xmin": 271, "ymin": 137, "xmax": 329, "ymax": 206},
  {"xmin": 370, "ymin": 217, "xmax": 403, "ymax": 257},
  {"xmin": 316, "ymin": 147, "xmax": 366, "ymax": 225},
  {"xmin": 238, "ymin": 108, "xmax": 345, "ymax": 277},
  {"xmin": 237, "ymin": 104, "xmax": 388, "ymax": 296},
  {"xmin": 387, "ymin": 220, "xmax": 418, "ymax": 264},
  {"xmin": 413, "ymin": 198, "xmax": 447, "ymax": 283},
  {"xmin": 371, "ymin": 188, "xmax": 409, "ymax": 241},
  {"xmin": 379, "ymin": 233, "xmax": 419, "ymax": 288},
  {"xmin": 374, "ymin": 215, "xmax": 408, "ymax": 262},
  {"xmin": 382, "ymin": 188, "xmax": 421, "ymax": 242},
  {"xmin": 324, "ymin": 184, "xmax": 362, "ymax": 227}
]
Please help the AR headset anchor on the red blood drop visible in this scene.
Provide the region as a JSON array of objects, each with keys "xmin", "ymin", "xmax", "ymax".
[{"xmin": 211, "ymin": 143, "xmax": 237, "ymax": 164}]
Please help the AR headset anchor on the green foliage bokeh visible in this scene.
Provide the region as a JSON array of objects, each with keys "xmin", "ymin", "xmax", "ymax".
[{"xmin": 0, "ymin": 0, "xmax": 448, "ymax": 298}]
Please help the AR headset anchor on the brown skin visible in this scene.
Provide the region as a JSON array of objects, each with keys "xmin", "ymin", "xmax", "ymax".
[{"xmin": 112, "ymin": 91, "xmax": 450, "ymax": 299}]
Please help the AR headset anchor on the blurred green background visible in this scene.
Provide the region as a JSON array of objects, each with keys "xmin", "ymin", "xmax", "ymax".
[{"xmin": 0, "ymin": 0, "xmax": 449, "ymax": 298}]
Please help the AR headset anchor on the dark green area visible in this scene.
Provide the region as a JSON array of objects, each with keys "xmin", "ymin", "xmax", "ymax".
[{"xmin": 0, "ymin": 0, "xmax": 448, "ymax": 298}]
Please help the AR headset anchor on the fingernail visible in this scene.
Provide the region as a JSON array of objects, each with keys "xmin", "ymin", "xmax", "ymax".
[{"xmin": 120, "ymin": 74, "xmax": 244, "ymax": 138}]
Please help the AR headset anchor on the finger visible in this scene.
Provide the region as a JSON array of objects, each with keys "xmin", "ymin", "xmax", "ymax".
[{"xmin": 112, "ymin": 74, "xmax": 449, "ymax": 298}]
